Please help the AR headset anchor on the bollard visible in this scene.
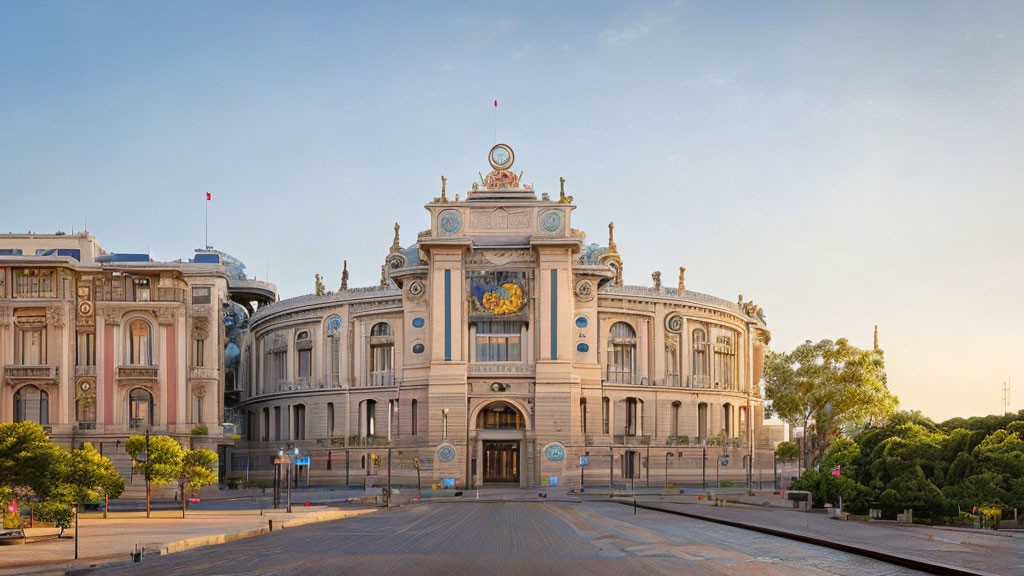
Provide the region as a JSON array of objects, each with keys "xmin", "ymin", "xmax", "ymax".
[{"xmin": 269, "ymin": 519, "xmax": 273, "ymax": 532}]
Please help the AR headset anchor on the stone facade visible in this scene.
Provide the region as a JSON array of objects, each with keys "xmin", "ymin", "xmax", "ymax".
[
  {"xmin": 231, "ymin": 145, "xmax": 774, "ymax": 489},
  {"xmin": 0, "ymin": 232, "xmax": 275, "ymax": 478}
]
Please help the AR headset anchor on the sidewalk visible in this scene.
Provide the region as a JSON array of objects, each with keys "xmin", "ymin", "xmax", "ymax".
[
  {"xmin": 0, "ymin": 505, "xmax": 375, "ymax": 576},
  {"xmin": 625, "ymin": 496, "xmax": 1023, "ymax": 576}
]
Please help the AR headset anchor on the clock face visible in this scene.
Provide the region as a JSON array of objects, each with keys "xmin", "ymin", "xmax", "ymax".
[{"xmin": 488, "ymin": 144, "xmax": 514, "ymax": 170}]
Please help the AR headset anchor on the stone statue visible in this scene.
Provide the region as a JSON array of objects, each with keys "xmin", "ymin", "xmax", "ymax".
[
  {"xmin": 652, "ymin": 271, "xmax": 662, "ymax": 290},
  {"xmin": 391, "ymin": 222, "xmax": 401, "ymax": 254},
  {"xmin": 340, "ymin": 260, "xmax": 349, "ymax": 291},
  {"xmin": 314, "ymin": 274, "xmax": 325, "ymax": 296},
  {"xmin": 557, "ymin": 177, "xmax": 573, "ymax": 204},
  {"xmin": 440, "ymin": 175, "xmax": 448, "ymax": 203},
  {"xmin": 608, "ymin": 222, "xmax": 617, "ymax": 251},
  {"xmin": 380, "ymin": 265, "xmax": 388, "ymax": 288},
  {"xmin": 678, "ymin": 266, "xmax": 686, "ymax": 293}
]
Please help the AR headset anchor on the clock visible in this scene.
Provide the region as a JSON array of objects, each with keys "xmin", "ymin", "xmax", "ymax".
[{"xmin": 488, "ymin": 143, "xmax": 514, "ymax": 171}]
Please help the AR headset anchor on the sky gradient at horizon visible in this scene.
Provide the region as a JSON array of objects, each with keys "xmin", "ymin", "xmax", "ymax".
[{"xmin": 1, "ymin": 1, "xmax": 1021, "ymax": 422}]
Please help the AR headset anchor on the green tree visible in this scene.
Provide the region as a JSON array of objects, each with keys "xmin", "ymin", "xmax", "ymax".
[
  {"xmin": 0, "ymin": 421, "xmax": 65, "ymax": 500},
  {"xmin": 36, "ymin": 443, "xmax": 125, "ymax": 550},
  {"xmin": 125, "ymin": 434, "xmax": 183, "ymax": 518},
  {"xmin": 177, "ymin": 448, "xmax": 218, "ymax": 518},
  {"xmin": 764, "ymin": 338, "xmax": 896, "ymax": 469},
  {"xmin": 775, "ymin": 441, "xmax": 800, "ymax": 461}
]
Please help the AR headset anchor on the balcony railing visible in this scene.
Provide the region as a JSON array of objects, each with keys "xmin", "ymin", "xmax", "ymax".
[
  {"xmin": 689, "ymin": 375, "xmax": 712, "ymax": 389},
  {"xmin": 358, "ymin": 370, "xmax": 394, "ymax": 388},
  {"xmin": 613, "ymin": 435, "xmax": 651, "ymax": 446},
  {"xmin": 78, "ymin": 422, "xmax": 96, "ymax": 430},
  {"xmin": 468, "ymin": 363, "xmax": 534, "ymax": 375},
  {"xmin": 129, "ymin": 418, "xmax": 149, "ymax": 429},
  {"xmin": 75, "ymin": 365, "xmax": 96, "ymax": 378},
  {"xmin": 117, "ymin": 366, "xmax": 159, "ymax": 381},
  {"xmin": 188, "ymin": 366, "xmax": 218, "ymax": 380},
  {"xmin": 4, "ymin": 365, "xmax": 59, "ymax": 385},
  {"xmin": 606, "ymin": 369, "xmax": 651, "ymax": 385}
]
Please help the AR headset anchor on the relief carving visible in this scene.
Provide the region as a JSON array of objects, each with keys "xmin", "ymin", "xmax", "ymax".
[{"xmin": 468, "ymin": 208, "xmax": 531, "ymax": 231}]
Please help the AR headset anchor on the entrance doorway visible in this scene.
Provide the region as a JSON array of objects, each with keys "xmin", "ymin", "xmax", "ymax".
[{"xmin": 483, "ymin": 440, "xmax": 519, "ymax": 483}]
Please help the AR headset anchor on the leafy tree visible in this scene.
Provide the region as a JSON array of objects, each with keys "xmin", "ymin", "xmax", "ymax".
[
  {"xmin": 125, "ymin": 435, "xmax": 184, "ymax": 517},
  {"xmin": 0, "ymin": 421, "xmax": 65, "ymax": 500},
  {"xmin": 775, "ymin": 441, "xmax": 800, "ymax": 461},
  {"xmin": 177, "ymin": 448, "xmax": 218, "ymax": 518},
  {"xmin": 764, "ymin": 338, "xmax": 896, "ymax": 469}
]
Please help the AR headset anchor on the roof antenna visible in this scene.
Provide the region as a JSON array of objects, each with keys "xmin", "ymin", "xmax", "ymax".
[{"xmin": 493, "ymin": 99, "xmax": 498, "ymax": 143}]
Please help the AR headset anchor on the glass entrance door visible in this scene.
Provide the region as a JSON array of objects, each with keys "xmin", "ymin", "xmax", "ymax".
[{"xmin": 483, "ymin": 440, "xmax": 519, "ymax": 483}]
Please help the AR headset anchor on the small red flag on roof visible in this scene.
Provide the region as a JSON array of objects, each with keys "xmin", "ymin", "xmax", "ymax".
[
  {"xmin": 494, "ymin": 99, "xmax": 498, "ymax": 107},
  {"xmin": 206, "ymin": 192, "xmax": 212, "ymax": 201}
]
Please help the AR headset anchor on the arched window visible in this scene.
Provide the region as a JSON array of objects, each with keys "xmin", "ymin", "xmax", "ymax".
[
  {"xmin": 625, "ymin": 397, "xmax": 642, "ymax": 436},
  {"xmin": 671, "ymin": 401, "xmax": 681, "ymax": 437},
  {"xmin": 14, "ymin": 385, "xmax": 48, "ymax": 424},
  {"xmin": 723, "ymin": 403, "xmax": 733, "ymax": 437},
  {"xmin": 368, "ymin": 322, "xmax": 394, "ymax": 386},
  {"xmin": 691, "ymin": 329, "xmax": 707, "ymax": 386},
  {"xmin": 293, "ymin": 404, "xmax": 306, "ymax": 440},
  {"xmin": 739, "ymin": 406, "xmax": 747, "ymax": 438},
  {"xmin": 296, "ymin": 331, "xmax": 312, "ymax": 379},
  {"xmin": 127, "ymin": 319, "xmax": 152, "ymax": 366},
  {"xmin": 76, "ymin": 394, "xmax": 96, "ymax": 429},
  {"xmin": 128, "ymin": 388, "xmax": 153, "ymax": 429},
  {"xmin": 697, "ymin": 402, "xmax": 708, "ymax": 439},
  {"xmin": 607, "ymin": 322, "xmax": 637, "ymax": 384},
  {"xmin": 476, "ymin": 402, "xmax": 525, "ymax": 430}
]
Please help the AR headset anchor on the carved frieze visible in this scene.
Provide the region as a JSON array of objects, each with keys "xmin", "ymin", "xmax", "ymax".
[
  {"xmin": 155, "ymin": 308, "xmax": 175, "ymax": 325},
  {"xmin": 468, "ymin": 208, "xmax": 532, "ymax": 231}
]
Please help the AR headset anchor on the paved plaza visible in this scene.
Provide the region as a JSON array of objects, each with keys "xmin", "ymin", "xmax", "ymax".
[{"xmin": 96, "ymin": 501, "xmax": 930, "ymax": 576}]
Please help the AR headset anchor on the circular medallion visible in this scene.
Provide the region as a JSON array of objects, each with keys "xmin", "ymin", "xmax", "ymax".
[
  {"xmin": 439, "ymin": 210, "xmax": 462, "ymax": 235},
  {"xmin": 575, "ymin": 316, "xmax": 588, "ymax": 328},
  {"xmin": 412, "ymin": 317, "xmax": 425, "ymax": 328},
  {"xmin": 437, "ymin": 444, "xmax": 457, "ymax": 463},
  {"xmin": 575, "ymin": 280, "xmax": 594, "ymax": 301},
  {"xmin": 80, "ymin": 381, "xmax": 91, "ymax": 392},
  {"xmin": 327, "ymin": 315, "xmax": 342, "ymax": 332},
  {"xmin": 576, "ymin": 342, "xmax": 589, "ymax": 353},
  {"xmin": 412, "ymin": 343, "xmax": 425, "ymax": 354},
  {"xmin": 539, "ymin": 210, "xmax": 562, "ymax": 233},
  {"xmin": 78, "ymin": 301, "xmax": 93, "ymax": 316},
  {"xmin": 406, "ymin": 280, "xmax": 426, "ymax": 301},
  {"xmin": 544, "ymin": 443, "xmax": 565, "ymax": 462},
  {"xmin": 665, "ymin": 313, "xmax": 683, "ymax": 334},
  {"xmin": 386, "ymin": 254, "xmax": 405, "ymax": 270},
  {"xmin": 488, "ymin": 143, "xmax": 514, "ymax": 171}
]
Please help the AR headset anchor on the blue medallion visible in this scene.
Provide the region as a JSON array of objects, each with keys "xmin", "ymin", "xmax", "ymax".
[
  {"xmin": 412, "ymin": 317, "xmax": 425, "ymax": 328},
  {"xmin": 575, "ymin": 316, "xmax": 588, "ymax": 328},
  {"xmin": 540, "ymin": 210, "xmax": 562, "ymax": 233},
  {"xmin": 438, "ymin": 444, "xmax": 456, "ymax": 462},
  {"xmin": 327, "ymin": 315, "xmax": 342, "ymax": 332},
  {"xmin": 412, "ymin": 343, "xmax": 425, "ymax": 354},
  {"xmin": 439, "ymin": 210, "xmax": 462, "ymax": 234},
  {"xmin": 576, "ymin": 342, "xmax": 589, "ymax": 353},
  {"xmin": 544, "ymin": 443, "xmax": 565, "ymax": 461}
]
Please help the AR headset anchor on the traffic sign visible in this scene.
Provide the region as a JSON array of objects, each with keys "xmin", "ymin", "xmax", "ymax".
[
  {"xmin": 295, "ymin": 457, "xmax": 310, "ymax": 466},
  {"xmin": 579, "ymin": 456, "xmax": 590, "ymax": 467}
]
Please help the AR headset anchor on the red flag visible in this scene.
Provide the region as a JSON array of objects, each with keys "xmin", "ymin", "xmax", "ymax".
[
  {"xmin": 206, "ymin": 192, "xmax": 212, "ymax": 201},
  {"xmin": 494, "ymin": 99, "xmax": 498, "ymax": 107}
]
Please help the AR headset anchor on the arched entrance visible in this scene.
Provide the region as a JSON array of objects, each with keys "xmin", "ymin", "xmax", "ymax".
[{"xmin": 474, "ymin": 401, "xmax": 526, "ymax": 485}]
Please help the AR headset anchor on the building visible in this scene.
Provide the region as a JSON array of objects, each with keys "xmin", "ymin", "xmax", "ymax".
[
  {"xmin": 0, "ymin": 231, "xmax": 274, "ymax": 479},
  {"xmin": 229, "ymin": 144, "xmax": 774, "ymax": 489}
]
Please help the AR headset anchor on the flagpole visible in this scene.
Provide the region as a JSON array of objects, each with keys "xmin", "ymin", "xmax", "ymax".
[
  {"xmin": 494, "ymin": 99, "xmax": 497, "ymax": 143},
  {"xmin": 205, "ymin": 193, "xmax": 208, "ymax": 249}
]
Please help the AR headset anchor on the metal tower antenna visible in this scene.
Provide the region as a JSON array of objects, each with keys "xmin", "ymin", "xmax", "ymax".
[{"xmin": 1001, "ymin": 380, "xmax": 1011, "ymax": 415}]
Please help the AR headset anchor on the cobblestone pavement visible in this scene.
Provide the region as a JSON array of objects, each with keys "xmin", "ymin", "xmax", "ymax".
[{"xmin": 99, "ymin": 501, "xmax": 927, "ymax": 576}]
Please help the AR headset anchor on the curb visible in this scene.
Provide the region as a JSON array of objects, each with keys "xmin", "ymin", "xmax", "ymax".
[{"xmin": 615, "ymin": 500, "xmax": 996, "ymax": 576}]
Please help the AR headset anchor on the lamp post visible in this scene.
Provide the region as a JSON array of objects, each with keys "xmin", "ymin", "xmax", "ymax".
[
  {"xmin": 701, "ymin": 438, "xmax": 707, "ymax": 493},
  {"xmin": 287, "ymin": 447, "xmax": 297, "ymax": 513},
  {"xmin": 144, "ymin": 427, "xmax": 151, "ymax": 518}
]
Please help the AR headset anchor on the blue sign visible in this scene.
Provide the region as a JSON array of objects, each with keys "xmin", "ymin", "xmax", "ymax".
[
  {"xmin": 295, "ymin": 457, "xmax": 310, "ymax": 466},
  {"xmin": 443, "ymin": 477, "xmax": 455, "ymax": 488},
  {"xmin": 548, "ymin": 476, "xmax": 558, "ymax": 487},
  {"xmin": 579, "ymin": 456, "xmax": 590, "ymax": 467},
  {"xmin": 544, "ymin": 444, "xmax": 565, "ymax": 461}
]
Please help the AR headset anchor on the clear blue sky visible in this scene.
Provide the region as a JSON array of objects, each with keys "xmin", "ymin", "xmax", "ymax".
[{"xmin": 2, "ymin": 1, "xmax": 1022, "ymax": 421}]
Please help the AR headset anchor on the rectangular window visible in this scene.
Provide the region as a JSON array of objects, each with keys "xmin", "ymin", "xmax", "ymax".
[
  {"xmin": 474, "ymin": 321, "xmax": 522, "ymax": 362},
  {"xmin": 275, "ymin": 351, "xmax": 286, "ymax": 381},
  {"xmin": 76, "ymin": 332, "xmax": 95, "ymax": 366},
  {"xmin": 262, "ymin": 408, "xmax": 270, "ymax": 441},
  {"xmin": 330, "ymin": 336, "xmax": 340, "ymax": 387},
  {"xmin": 193, "ymin": 338, "xmax": 205, "ymax": 367},
  {"xmin": 602, "ymin": 397, "xmax": 610, "ymax": 434},
  {"xmin": 294, "ymin": 405, "xmax": 306, "ymax": 440},
  {"xmin": 191, "ymin": 286, "xmax": 211, "ymax": 304},
  {"xmin": 327, "ymin": 402, "xmax": 335, "ymax": 437},
  {"xmin": 274, "ymin": 406, "xmax": 281, "ymax": 441},
  {"xmin": 625, "ymin": 398, "xmax": 638, "ymax": 436},
  {"xmin": 580, "ymin": 398, "xmax": 587, "ymax": 434},
  {"xmin": 411, "ymin": 399, "xmax": 418, "ymax": 436},
  {"xmin": 14, "ymin": 269, "xmax": 55, "ymax": 298},
  {"xmin": 17, "ymin": 328, "xmax": 45, "ymax": 365},
  {"xmin": 298, "ymin": 349, "xmax": 311, "ymax": 378}
]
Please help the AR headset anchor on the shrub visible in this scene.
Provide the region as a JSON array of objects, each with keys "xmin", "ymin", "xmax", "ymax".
[
  {"xmin": 35, "ymin": 500, "xmax": 72, "ymax": 535},
  {"xmin": 190, "ymin": 425, "xmax": 209, "ymax": 436},
  {"xmin": 224, "ymin": 475, "xmax": 243, "ymax": 489}
]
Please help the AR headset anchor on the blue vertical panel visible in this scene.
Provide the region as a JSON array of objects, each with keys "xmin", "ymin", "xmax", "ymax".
[
  {"xmin": 444, "ymin": 269, "xmax": 451, "ymax": 361},
  {"xmin": 550, "ymin": 269, "xmax": 558, "ymax": 360}
]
